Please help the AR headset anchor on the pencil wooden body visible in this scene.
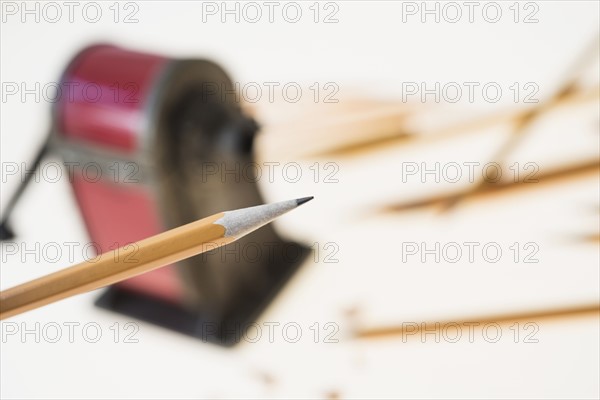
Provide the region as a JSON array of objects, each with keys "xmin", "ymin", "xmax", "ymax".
[{"xmin": 0, "ymin": 213, "xmax": 233, "ymax": 320}]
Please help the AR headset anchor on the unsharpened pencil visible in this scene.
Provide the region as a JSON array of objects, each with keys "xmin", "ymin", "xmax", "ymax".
[{"xmin": 0, "ymin": 197, "xmax": 314, "ymax": 320}]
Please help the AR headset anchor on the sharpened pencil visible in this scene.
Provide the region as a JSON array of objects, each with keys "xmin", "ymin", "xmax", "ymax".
[{"xmin": 0, "ymin": 197, "xmax": 314, "ymax": 320}]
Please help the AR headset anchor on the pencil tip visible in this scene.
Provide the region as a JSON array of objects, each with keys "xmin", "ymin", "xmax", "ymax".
[{"xmin": 296, "ymin": 196, "xmax": 314, "ymax": 206}]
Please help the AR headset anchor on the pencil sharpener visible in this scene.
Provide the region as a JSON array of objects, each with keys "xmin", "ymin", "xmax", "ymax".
[{"xmin": 49, "ymin": 44, "xmax": 308, "ymax": 346}]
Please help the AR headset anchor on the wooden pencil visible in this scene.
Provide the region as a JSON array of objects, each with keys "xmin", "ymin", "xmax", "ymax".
[{"xmin": 0, "ymin": 197, "xmax": 313, "ymax": 320}]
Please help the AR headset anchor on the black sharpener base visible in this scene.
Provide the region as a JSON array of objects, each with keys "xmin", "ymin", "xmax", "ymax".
[{"xmin": 95, "ymin": 242, "xmax": 309, "ymax": 347}]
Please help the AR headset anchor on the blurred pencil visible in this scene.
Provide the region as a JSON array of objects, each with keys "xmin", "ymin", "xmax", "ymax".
[{"xmin": 0, "ymin": 197, "xmax": 313, "ymax": 320}]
